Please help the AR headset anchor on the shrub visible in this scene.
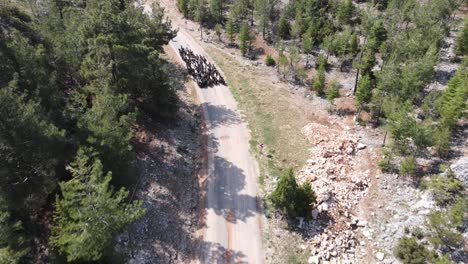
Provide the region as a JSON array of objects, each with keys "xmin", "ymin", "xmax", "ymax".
[
  {"xmin": 269, "ymin": 168, "xmax": 316, "ymax": 218},
  {"xmin": 378, "ymin": 148, "xmax": 393, "ymax": 172},
  {"xmin": 456, "ymin": 17, "xmax": 468, "ymax": 56},
  {"xmin": 214, "ymin": 23, "xmax": 222, "ymax": 41},
  {"xmin": 449, "ymin": 197, "xmax": 466, "ymax": 228},
  {"xmin": 356, "ymin": 74, "xmax": 373, "ymax": 106},
  {"xmin": 313, "ymin": 65, "xmax": 326, "ymax": 96},
  {"xmin": 427, "ymin": 175, "xmax": 464, "ymax": 206},
  {"xmin": 316, "ymin": 53, "xmax": 327, "ymax": 69},
  {"xmin": 239, "ymin": 23, "xmax": 249, "ymax": 57},
  {"xmin": 411, "ymin": 227, "xmax": 424, "ymax": 240},
  {"xmin": 326, "ymin": 80, "xmax": 340, "ymax": 102},
  {"xmin": 278, "ymin": 15, "xmax": 290, "ymax": 39},
  {"xmin": 265, "ymin": 54, "xmax": 276, "ymax": 66},
  {"xmin": 399, "ymin": 156, "xmax": 416, "ymax": 176},
  {"xmin": 428, "ymin": 211, "xmax": 464, "ymax": 249},
  {"xmin": 395, "ymin": 236, "xmax": 428, "ymax": 264}
]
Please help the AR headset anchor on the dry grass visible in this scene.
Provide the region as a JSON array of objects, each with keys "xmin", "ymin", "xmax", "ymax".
[{"xmin": 205, "ymin": 46, "xmax": 310, "ymax": 181}]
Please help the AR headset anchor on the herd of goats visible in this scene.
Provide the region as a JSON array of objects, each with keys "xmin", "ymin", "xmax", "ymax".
[{"xmin": 178, "ymin": 46, "xmax": 226, "ymax": 88}]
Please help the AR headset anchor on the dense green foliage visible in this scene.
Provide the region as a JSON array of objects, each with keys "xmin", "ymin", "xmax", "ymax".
[
  {"xmin": 395, "ymin": 236, "xmax": 428, "ymax": 264},
  {"xmin": 313, "ymin": 57, "xmax": 326, "ymax": 96},
  {"xmin": 326, "ymin": 80, "xmax": 340, "ymax": 102},
  {"xmin": 355, "ymin": 74, "xmax": 373, "ymax": 106},
  {"xmin": 265, "ymin": 54, "xmax": 276, "ymax": 66},
  {"xmin": 423, "ymin": 174, "xmax": 465, "ymax": 206},
  {"xmin": 269, "ymin": 169, "xmax": 316, "ymax": 218},
  {"xmin": 456, "ymin": 17, "xmax": 468, "ymax": 56},
  {"xmin": 0, "ymin": 197, "xmax": 28, "ymax": 264},
  {"xmin": 399, "ymin": 156, "xmax": 416, "ymax": 176},
  {"xmin": 1, "ymin": 0, "xmax": 177, "ymax": 261},
  {"xmin": 428, "ymin": 210, "xmax": 464, "ymax": 249},
  {"xmin": 226, "ymin": 16, "xmax": 236, "ymax": 45},
  {"xmin": 51, "ymin": 149, "xmax": 145, "ymax": 262},
  {"xmin": 240, "ymin": 22, "xmax": 249, "ymax": 56},
  {"xmin": 278, "ymin": 15, "xmax": 290, "ymax": 39}
]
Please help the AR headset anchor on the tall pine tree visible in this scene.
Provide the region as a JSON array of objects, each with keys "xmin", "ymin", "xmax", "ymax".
[{"xmin": 51, "ymin": 148, "xmax": 145, "ymax": 262}]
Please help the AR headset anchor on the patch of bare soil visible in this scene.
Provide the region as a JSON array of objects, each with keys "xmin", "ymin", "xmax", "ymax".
[{"xmin": 114, "ymin": 53, "xmax": 203, "ymax": 263}]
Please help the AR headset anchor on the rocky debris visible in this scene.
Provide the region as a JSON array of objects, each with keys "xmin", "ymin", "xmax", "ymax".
[
  {"xmin": 426, "ymin": 17, "xmax": 461, "ymax": 92},
  {"xmin": 297, "ymin": 123, "xmax": 373, "ymax": 263},
  {"xmin": 450, "ymin": 157, "xmax": 468, "ymax": 186},
  {"xmin": 298, "ymin": 123, "xmax": 370, "ymax": 210},
  {"xmin": 178, "ymin": 46, "xmax": 226, "ymax": 87},
  {"xmin": 308, "ymin": 229, "xmax": 357, "ymax": 264},
  {"xmin": 354, "ymin": 175, "xmax": 437, "ymax": 263},
  {"xmin": 114, "ymin": 81, "xmax": 201, "ymax": 263}
]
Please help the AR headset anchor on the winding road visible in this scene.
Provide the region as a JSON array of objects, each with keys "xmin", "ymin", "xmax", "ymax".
[{"xmin": 146, "ymin": 2, "xmax": 264, "ymax": 263}]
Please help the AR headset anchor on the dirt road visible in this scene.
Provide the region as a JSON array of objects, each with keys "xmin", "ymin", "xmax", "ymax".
[{"xmin": 146, "ymin": 2, "xmax": 264, "ymax": 263}]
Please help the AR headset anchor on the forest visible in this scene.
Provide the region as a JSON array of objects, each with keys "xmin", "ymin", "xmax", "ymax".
[
  {"xmin": 1, "ymin": 0, "xmax": 468, "ymax": 263},
  {"xmin": 0, "ymin": 0, "xmax": 177, "ymax": 262}
]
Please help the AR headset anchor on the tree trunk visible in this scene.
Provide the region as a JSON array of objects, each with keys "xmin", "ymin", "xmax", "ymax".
[
  {"xmin": 353, "ymin": 49, "xmax": 364, "ymax": 94},
  {"xmin": 250, "ymin": 4, "xmax": 254, "ymax": 26},
  {"xmin": 353, "ymin": 68, "xmax": 360, "ymax": 94},
  {"xmin": 382, "ymin": 131, "xmax": 388, "ymax": 147},
  {"xmin": 381, "ymin": 55, "xmax": 386, "ymax": 72},
  {"xmin": 355, "ymin": 105, "xmax": 362, "ymax": 122}
]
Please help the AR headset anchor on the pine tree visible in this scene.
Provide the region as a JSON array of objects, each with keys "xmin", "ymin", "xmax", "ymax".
[
  {"xmin": 303, "ymin": 33, "xmax": 313, "ymax": 67},
  {"xmin": 215, "ymin": 23, "xmax": 222, "ymax": 41},
  {"xmin": 0, "ymin": 197, "xmax": 28, "ymax": 264},
  {"xmin": 255, "ymin": 0, "xmax": 271, "ymax": 39},
  {"xmin": 51, "ymin": 148, "xmax": 145, "ymax": 262},
  {"xmin": 314, "ymin": 63, "xmax": 326, "ymax": 96},
  {"xmin": 269, "ymin": 168, "xmax": 316, "ymax": 218},
  {"xmin": 456, "ymin": 17, "xmax": 468, "ymax": 56},
  {"xmin": 0, "ymin": 76, "xmax": 66, "ymax": 210},
  {"xmin": 240, "ymin": 22, "xmax": 249, "ymax": 56},
  {"xmin": 209, "ymin": 0, "xmax": 223, "ymax": 22},
  {"xmin": 292, "ymin": 12, "xmax": 306, "ymax": 40},
  {"xmin": 355, "ymin": 74, "xmax": 373, "ymax": 106},
  {"xmin": 337, "ymin": 0, "xmax": 355, "ymax": 25},
  {"xmin": 278, "ymin": 15, "xmax": 290, "ymax": 39},
  {"xmin": 350, "ymin": 32, "xmax": 358, "ymax": 54},
  {"xmin": 226, "ymin": 16, "xmax": 235, "ymax": 45},
  {"xmin": 177, "ymin": 0, "xmax": 189, "ymax": 17}
]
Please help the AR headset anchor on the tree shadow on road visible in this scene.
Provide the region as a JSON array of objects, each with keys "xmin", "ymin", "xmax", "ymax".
[
  {"xmin": 203, "ymin": 103, "xmax": 242, "ymax": 129},
  {"xmin": 207, "ymin": 155, "xmax": 261, "ymax": 223},
  {"xmin": 199, "ymin": 241, "xmax": 248, "ymax": 264}
]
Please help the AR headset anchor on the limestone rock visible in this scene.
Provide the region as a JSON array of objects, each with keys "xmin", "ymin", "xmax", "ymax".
[
  {"xmin": 450, "ymin": 157, "xmax": 468, "ymax": 186},
  {"xmin": 376, "ymin": 252, "xmax": 385, "ymax": 261}
]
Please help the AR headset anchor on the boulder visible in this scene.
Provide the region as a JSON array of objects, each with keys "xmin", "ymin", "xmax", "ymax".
[
  {"xmin": 450, "ymin": 157, "xmax": 468, "ymax": 186},
  {"xmin": 308, "ymin": 255, "xmax": 320, "ymax": 264},
  {"xmin": 376, "ymin": 252, "xmax": 385, "ymax": 261},
  {"xmin": 312, "ymin": 209, "xmax": 319, "ymax": 219},
  {"xmin": 357, "ymin": 143, "xmax": 367, "ymax": 150},
  {"xmin": 356, "ymin": 220, "xmax": 368, "ymax": 227}
]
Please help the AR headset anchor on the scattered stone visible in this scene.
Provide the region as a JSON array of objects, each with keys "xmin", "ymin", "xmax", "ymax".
[
  {"xmin": 357, "ymin": 143, "xmax": 367, "ymax": 150},
  {"xmin": 356, "ymin": 220, "xmax": 368, "ymax": 227},
  {"xmin": 312, "ymin": 209, "xmax": 319, "ymax": 219},
  {"xmin": 450, "ymin": 157, "xmax": 468, "ymax": 186},
  {"xmin": 308, "ymin": 255, "xmax": 320, "ymax": 264},
  {"xmin": 376, "ymin": 252, "xmax": 385, "ymax": 261}
]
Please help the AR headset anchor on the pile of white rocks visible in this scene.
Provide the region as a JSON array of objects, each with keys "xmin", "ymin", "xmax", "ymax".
[{"xmin": 297, "ymin": 123, "xmax": 373, "ymax": 263}]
